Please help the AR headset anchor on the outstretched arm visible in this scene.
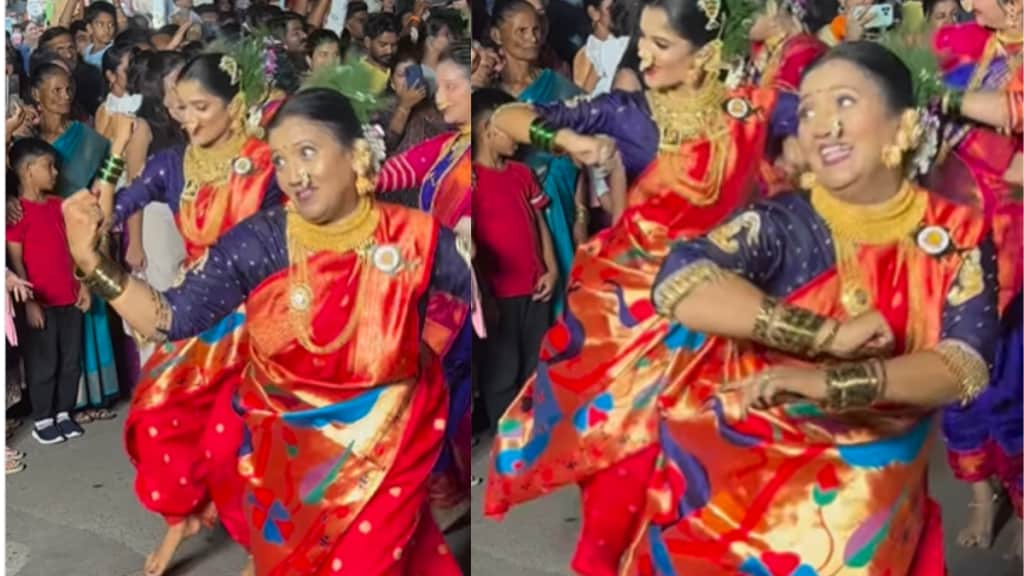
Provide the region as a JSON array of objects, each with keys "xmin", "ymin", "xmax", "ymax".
[{"xmin": 63, "ymin": 191, "xmax": 282, "ymax": 341}]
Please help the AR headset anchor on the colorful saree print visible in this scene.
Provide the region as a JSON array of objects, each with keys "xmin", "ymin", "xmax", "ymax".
[
  {"xmin": 159, "ymin": 204, "xmax": 470, "ymax": 575},
  {"xmin": 485, "ymin": 86, "xmax": 776, "ymax": 574},
  {"xmin": 632, "ymin": 187, "xmax": 997, "ymax": 574},
  {"xmin": 932, "ymin": 22, "xmax": 1024, "ymax": 515},
  {"xmin": 117, "ymin": 138, "xmax": 280, "ymax": 545}
]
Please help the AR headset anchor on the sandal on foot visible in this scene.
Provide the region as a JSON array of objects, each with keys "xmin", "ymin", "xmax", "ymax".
[
  {"xmin": 74, "ymin": 411, "xmax": 94, "ymax": 424},
  {"xmin": 6, "ymin": 448, "xmax": 24, "ymax": 460},
  {"xmin": 93, "ymin": 408, "xmax": 117, "ymax": 420},
  {"xmin": 6, "ymin": 457, "xmax": 25, "ymax": 474}
]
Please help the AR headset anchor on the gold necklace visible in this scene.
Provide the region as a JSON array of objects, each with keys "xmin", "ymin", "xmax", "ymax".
[
  {"xmin": 645, "ymin": 81, "xmax": 730, "ymax": 206},
  {"xmin": 812, "ymin": 182, "xmax": 926, "ymax": 316},
  {"xmin": 285, "ymin": 199, "xmax": 380, "ymax": 354},
  {"xmin": 180, "ymin": 130, "xmax": 248, "ymax": 246},
  {"xmin": 646, "ymin": 81, "xmax": 727, "ymax": 152}
]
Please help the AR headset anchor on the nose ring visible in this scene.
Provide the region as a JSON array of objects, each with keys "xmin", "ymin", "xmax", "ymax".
[
  {"xmin": 828, "ymin": 118, "xmax": 843, "ymax": 139},
  {"xmin": 299, "ymin": 170, "xmax": 312, "ymax": 189}
]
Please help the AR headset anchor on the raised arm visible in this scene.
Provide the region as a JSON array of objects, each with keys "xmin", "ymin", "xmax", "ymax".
[{"xmin": 63, "ymin": 191, "xmax": 284, "ymax": 342}]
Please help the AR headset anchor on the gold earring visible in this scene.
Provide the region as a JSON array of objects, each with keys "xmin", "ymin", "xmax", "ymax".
[
  {"xmin": 961, "ymin": 0, "xmax": 972, "ymax": 11},
  {"xmin": 353, "ymin": 140, "xmax": 375, "ymax": 197},
  {"xmin": 800, "ymin": 171, "xmax": 818, "ymax": 189},
  {"xmin": 881, "ymin": 145, "xmax": 903, "ymax": 169}
]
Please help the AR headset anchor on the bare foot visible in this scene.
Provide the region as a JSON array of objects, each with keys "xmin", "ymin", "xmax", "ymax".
[
  {"xmin": 241, "ymin": 556, "xmax": 255, "ymax": 576},
  {"xmin": 958, "ymin": 480, "xmax": 997, "ymax": 549},
  {"xmin": 200, "ymin": 500, "xmax": 219, "ymax": 528},
  {"xmin": 144, "ymin": 515, "xmax": 202, "ymax": 576}
]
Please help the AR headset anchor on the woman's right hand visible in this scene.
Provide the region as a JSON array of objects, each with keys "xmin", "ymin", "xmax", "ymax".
[
  {"xmin": 471, "ymin": 46, "xmax": 500, "ymax": 88},
  {"xmin": 826, "ymin": 310, "xmax": 895, "ymax": 359},
  {"xmin": 61, "ymin": 189, "xmax": 105, "ymax": 272},
  {"xmin": 560, "ymin": 132, "xmax": 618, "ymax": 168}
]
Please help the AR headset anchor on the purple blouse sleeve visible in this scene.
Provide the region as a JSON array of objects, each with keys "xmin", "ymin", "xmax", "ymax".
[
  {"xmin": 113, "ymin": 149, "xmax": 181, "ymax": 227},
  {"xmin": 940, "ymin": 236, "xmax": 1000, "ymax": 365},
  {"xmin": 534, "ymin": 91, "xmax": 658, "ymax": 180},
  {"xmin": 163, "ymin": 207, "xmax": 289, "ymax": 341},
  {"xmin": 653, "ymin": 194, "xmax": 839, "ymax": 307}
]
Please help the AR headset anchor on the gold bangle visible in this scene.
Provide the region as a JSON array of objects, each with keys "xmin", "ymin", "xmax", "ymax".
[
  {"xmin": 76, "ymin": 255, "xmax": 129, "ymax": 301},
  {"xmin": 752, "ymin": 296, "xmax": 780, "ymax": 344},
  {"xmin": 934, "ymin": 339, "xmax": 989, "ymax": 406},
  {"xmin": 824, "ymin": 360, "xmax": 885, "ymax": 412},
  {"xmin": 811, "ymin": 319, "xmax": 840, "ymax": 357},
  {"xmin": 752, "ymin": 297, "xmax": 828, "ymax": 357},
  {"xmin": 652, "ymin": 259, "xmax": 723, "ymax": 318}
]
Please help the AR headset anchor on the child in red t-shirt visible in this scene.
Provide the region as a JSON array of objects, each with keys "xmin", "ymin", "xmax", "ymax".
[
  {"xmin": 471, "ymin": 88, "xmax": 558, "ymax": 431},
  {"xmin": 6, "ymin": 138, "xmax": 90, "ymax": 445}
]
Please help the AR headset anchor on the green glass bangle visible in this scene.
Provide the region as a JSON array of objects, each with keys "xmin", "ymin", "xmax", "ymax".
[{"xmin": 529, "ymin": 119, "xmax": 557, "ymax": 153}]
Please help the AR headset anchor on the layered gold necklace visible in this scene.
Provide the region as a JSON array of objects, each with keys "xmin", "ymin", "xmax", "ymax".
[
  {"xmin": 285, "ymin": 198, "xmax": 380, "ymax": 354},
  {"xmin": 179, "ymin": 130, "xmax": 248, "ymax": 246},
  {"xmin": 646, "ymin": 80, "xmax": 729, "ymax": 205},
  {"xmin": 811, "ymin": 182, "xmax": 927, "ymax": 319}
]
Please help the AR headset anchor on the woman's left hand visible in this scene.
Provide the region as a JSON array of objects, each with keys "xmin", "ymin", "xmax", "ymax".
[
  {"xmin": 718, "ymin": 366, "xmax": 825, "ymax": 421},
  {"xmin": 61, "ymin": 189, "xmax": 105, "ymax": 272}
]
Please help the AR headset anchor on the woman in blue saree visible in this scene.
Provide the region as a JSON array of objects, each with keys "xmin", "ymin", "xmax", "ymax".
[
  {"xmin": 489, "ymin": 0, "xmax": 580, "ymax": 315},
  {"xmin": 32, "ymin": 62, "xmax": 121, "ymax": 418}
]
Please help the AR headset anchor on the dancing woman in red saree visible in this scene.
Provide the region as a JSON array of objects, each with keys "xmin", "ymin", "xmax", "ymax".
[
  {"xmin": 94, "ymin": 53, "xmax": 283, "ymax": 576},
  {"xmin": 375, "ymin": 43, "xmax": 475, "ymax": 530},
  {"xmin": 930, "ymin": 2, "xmax": 1024, "ymax": 552},
  {"xmin": 635, "ymin": 42, "xmax": 998, "ymax": 575},
  {"xmin": 483, "ymin": 1, "xmax": 777, "ymax": 573},
  {"xmin": 67, "ymin": 89, "xmax": 469, "ymax": 576}
]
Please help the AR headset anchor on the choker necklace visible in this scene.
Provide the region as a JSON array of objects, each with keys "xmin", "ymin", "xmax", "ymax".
[{"xmin": 285, "ymin": 198, "xmax": 379, "ymax": 354}]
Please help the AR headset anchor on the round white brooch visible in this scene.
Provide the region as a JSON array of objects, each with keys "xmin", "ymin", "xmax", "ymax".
[
  {"xmin": 916, "ymin": 225, "xmax": 951, "ymax": 256},
  {"xmin": 232, "ymin": 156, "xmax": 253, "ymax": 176},
  {"xmin": 371, "ymin": 245, "xmax": 403, "ymax": 274},
  {"xmin": 289, "ymin": 284, "xmax": 313, "ymax": 311},
  {"xmin": 724, "ymin": 97, "xmax": 752, "ymax": 120}
]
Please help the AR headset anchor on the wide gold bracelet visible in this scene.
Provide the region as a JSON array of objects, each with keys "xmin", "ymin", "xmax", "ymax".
[
  {"xmin": 934, "ymin": 340, "xmax": 989, "ymax": 406},
  {"xmin": 823, "ymin": 360, "xmax": 886, "ymax": 412},
  {"xmin": 652, "ymin": 259, "xmax": 723, "ymax": 317},
  {"xmin": 74, "ymin": 255, "xmax": 129, "ymax": 301},
  {"xmin": 752, "ymin": 297, "xmax": 829, "ymax": 357}
]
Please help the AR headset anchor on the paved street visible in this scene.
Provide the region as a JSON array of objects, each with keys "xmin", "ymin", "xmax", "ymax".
[
  {"xmin": 6, "ymin": 405, "xmax": 470, "ymax": 576},
  {"xmin": 470, "ymin": 423, "xmax": 1023, "ymax": 576}
]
